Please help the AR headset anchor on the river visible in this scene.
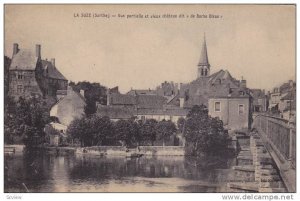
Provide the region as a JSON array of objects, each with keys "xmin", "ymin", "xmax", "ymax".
[{"xmin": 4, "ymin": 150, "xmax": 236, "ymax": 192}]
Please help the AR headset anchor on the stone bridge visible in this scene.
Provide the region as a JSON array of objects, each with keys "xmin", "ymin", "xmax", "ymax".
[{"xmin": 227, "ymin": 113, "xmax": 296, "ymax": 193}]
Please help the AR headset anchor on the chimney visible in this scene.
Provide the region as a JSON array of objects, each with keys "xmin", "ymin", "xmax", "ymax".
[
  {"xmin": 262, "ymin": 89, "xmax": 265, "ymax": 95},
  {"xmin": 51, "ymin": 58, "xmax": 55, "ymax": 67},
  {"xmin": 179, "ymin": 97, "xmax": 185, "ymax": 108},
  {"xmin": 174, "ymin": 83, "xmax": 179, "ymax": 94},
  {"xmin": 13, "ymin": 43, "xmax": 19, "ymax": 56},
  {"xmin": 35, "ymin": 44, "xmax": 41, "ymax": 58},
  {"xmin": 179, "ymin": 83, "xmax": 183, "ymax": 90},
  {"xmin": 106, "ymin": 88, "xmax": 110, "ymax": 106},
  {"xmin": 80, "ymin": 89, "xmax": 84, "ymax": 97},
  {"xmin": 240, "ymin": 79, "xmax": 247, "ymax": 88}
]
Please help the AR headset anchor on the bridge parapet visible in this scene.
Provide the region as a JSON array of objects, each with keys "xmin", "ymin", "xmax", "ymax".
[{"xmin": 252, "ymin": 114, "xmax": 296, "ymax": 192}]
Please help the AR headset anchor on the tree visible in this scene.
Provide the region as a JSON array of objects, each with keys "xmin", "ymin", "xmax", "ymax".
[
  {"xmin": 67, "ymin": 117, "xmax": 91, "ymax": 147},
  {"xmin": 84, "ymin": 98, "xmax": 97, "ymax": 116},
  {"xmin": 4, "ymin": 56, "xmax": 11, "ymax": 103},
  {"xmin": 91, "ymin": 115, "xmax": 114, "ymax": 146},
  {"xmin": 177, "ymin": 117, "xmax": 185, "ymax": 133},
  {"xmin": 184, "ymin": 105, "xmax": 229, "ymax": 156},
  {"xmin": 67, "ymin": 115, "xmax": 114, "ymax": 147},
  {"xmin": 114, "ymin": 119, "xmax": 139, "ymax": 147},
  {"xmin": 139, "ymin": 119, "xmax": 158, "ymax": 146},
  {"xmin": 156, "ymin": 120, "xmax": 177, "ymax": 146},
  {"xmin": 4, "ymin": 97, "xmax": 51, "ymax": 147}
]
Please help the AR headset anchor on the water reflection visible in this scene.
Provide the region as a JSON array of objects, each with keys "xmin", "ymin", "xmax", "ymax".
[{"xmin": 5, "ymin": 150, "xmax": 236, "ymax": 192}]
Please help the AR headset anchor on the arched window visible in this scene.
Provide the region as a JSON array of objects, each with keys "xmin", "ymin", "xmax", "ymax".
[
  {"xmin": 201, "ymin": 68, "xmax": 204, "ymax": 76},
  {"xmin": 204, "ymin": 69, "xmax": 208, "ymax": 76}
]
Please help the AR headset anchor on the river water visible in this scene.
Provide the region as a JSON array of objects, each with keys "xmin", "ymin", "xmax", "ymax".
[{"xmin": 4, "ymin": 150, "xmax": 236, "ymax": 192}]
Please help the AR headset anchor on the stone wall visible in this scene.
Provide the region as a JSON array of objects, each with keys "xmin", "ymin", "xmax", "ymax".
[
  {"xmin": 76, "ymin": 146, "xmax": 185, "ymax": 156},
  {"xmin": 227, "ymin": 131, "xmax": 287, "ymax": 193}
]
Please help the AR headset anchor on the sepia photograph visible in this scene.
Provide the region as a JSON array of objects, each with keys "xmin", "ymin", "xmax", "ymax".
[{"xmin": 3, "ymin": 4, "xmax": 296, "ymax": 194}]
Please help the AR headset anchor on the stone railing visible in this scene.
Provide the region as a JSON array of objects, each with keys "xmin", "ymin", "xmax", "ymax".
[{"xmin": 252, "ymin": 114, "xmax": 296, "ymax": 192}]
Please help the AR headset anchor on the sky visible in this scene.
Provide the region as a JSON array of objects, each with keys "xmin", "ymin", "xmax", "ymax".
[{"xmin": 4, "ymin": 5, "xmax": 296, "ymax": 93}]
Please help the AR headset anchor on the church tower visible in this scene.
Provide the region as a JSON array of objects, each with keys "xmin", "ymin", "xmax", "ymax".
[{"xmin": 197, "ymin": 34, "xmax": 210, "ymax": 78}]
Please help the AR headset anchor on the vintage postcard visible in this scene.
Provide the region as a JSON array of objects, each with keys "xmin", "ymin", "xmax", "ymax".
[{"xmin": 3, "ymin": 4, "xmax": 296, "ymax": 194}]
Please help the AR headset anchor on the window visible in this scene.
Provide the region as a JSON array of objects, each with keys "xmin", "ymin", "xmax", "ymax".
[
  {"xmin": 17, "ymin": 73, "xmax": 23, "ymax": 79},
  {"xmin": 204, "ymin": 69, "xmax": 208, "ymax": 76},
  {"xmin": 215, "ymin": 102, "xmax": 221, "ymax": 112},
  {"xmin": 201, "ymin": 68, "xmax": 204, "ymax": 76},
  {"xmin": 238, "ymin": 104, "xmax": 244, "ymax": 115},
  {"xmin": 17, "ymin": 85, "xmax": 23, "ymax": 93}
]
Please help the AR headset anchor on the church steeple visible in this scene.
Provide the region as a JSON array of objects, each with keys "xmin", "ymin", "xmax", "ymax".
[{"xmin": 198, "ymin": 34, "xmax": 210, "ymax": 78}]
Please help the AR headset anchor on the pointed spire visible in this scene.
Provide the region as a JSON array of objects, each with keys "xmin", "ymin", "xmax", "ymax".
[{"xmin": 198, "ymin": 33, "xmax": 209, "ymax": 67}]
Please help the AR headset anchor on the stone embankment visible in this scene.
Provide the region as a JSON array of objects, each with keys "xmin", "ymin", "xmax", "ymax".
[
  {"xmin": 76, "ymin": 146, "xmax": 185, "ymax": 156},
  {"xmin": 227, "ymin": 131, "xmax": 287, "ymax": 192}
]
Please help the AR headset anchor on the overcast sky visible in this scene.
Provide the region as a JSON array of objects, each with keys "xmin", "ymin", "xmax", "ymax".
[{"xmin": 5, "ymin": 5, "xmax": 295, "ymax": 93}]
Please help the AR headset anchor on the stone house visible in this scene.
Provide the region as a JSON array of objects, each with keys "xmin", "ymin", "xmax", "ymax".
[
  {"xmin": 97, "ymin": 90, "xmax": 188, "ymax": 124},
  {"xmin": 50, "ymin": 87, "xmax": 86, "ymax": 126},
  {"xmin": 250, "ymin": 89, "xmax": 268, "ymax": 112},
  {"xmin": 8, "ymin": 43, "xmax": 68, "ymax": 102},
  {"xmin": 208, "ymin": 87, "xmax": 251, "ymax": 130},
  {"xmin": 268, "ymin": 80, "xmax": 296, "ymax": 113}
]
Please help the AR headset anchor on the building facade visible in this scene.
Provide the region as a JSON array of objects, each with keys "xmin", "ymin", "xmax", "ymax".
[
  {"xmin": 50, "ymin": 87, "xmax": 86, "ymax": 126},
  {"xmin": 208, "ymin": 88, "xmax": 251, "ymax": 130},
  {"xmin": 8, "ymin": 43, "xmax": 68, "ymax": 101},
  {"xmin": 250, "ymin": 89, "xmax": 268, "ymax": 112}
]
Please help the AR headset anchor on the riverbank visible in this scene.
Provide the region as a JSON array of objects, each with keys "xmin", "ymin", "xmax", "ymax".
[{"xmin": 40, "ymin": 145, "xmax": 185, "ymax": 156}]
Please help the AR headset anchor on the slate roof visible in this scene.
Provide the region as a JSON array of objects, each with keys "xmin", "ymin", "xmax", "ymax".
[
  {"xmin": 9, "ymin": 48, "xmax": 67, "ymax": 81},
  {"xmin": 279, "ymin": 81, "xmax": 295, "ymax": 94},
  {"xmin": 127, "ymin": 89, "xmax": 157, "ymax": 96},
  {"xmin": 281, "ymin": 90, "xmax": 296, "ymax": 100},
  {"xmin": 110, "ymin": 93, "xmax": 167, "ymax": 109},
  {"xmin": 251, "ymin": 89, "xmax": 265, "ymax": 98},
  {"xmin": 110, "ymin": 93, "xmax": 136, "ymax": 105},
  {"xmin": 136, "ymin": 95, "xmax": 167, "ymax": 109},
  {"xmin": 198, "ymin": 36, "xmax": 209, "ymax": 66},
  {"xmin": 137, "ymin": 108, "xmax": 188, "ymax": 116},
  {"xmin": 42, "ymin": 60, "xmax": 67, "ymax": 80},
  {"xmin": 97, "ymin": 105, "xmax": 136, "ymax": 119},
  {"xmin": 10, "ymin": 49, "xmax": 38, "ymax": 70}
]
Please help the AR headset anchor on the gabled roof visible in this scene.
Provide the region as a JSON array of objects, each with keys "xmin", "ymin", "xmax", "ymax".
[
  {"xmin": 279, "ymin": 81, "xmax": 295, "ymax": 94},
  {"xmin": 251, "ymin": 89, "xmax": 266, "ymax": 99},
  {"xmin": 184, "ymin": 95, "xmax": 208, "ymax": 108},
  {"xmin": 208, "ymin": 70, "xmax": 239, "ymax": 88},
  {"xmin": 10, "ymin": 49, "xmax": 38, "ymax": 70},
  {"xmin": 52, "ymin": 87, "xmax": 86, "ymax": 108},
  {"xmin": 281, "ymin": 90, "xmax": 296, "ymax": 100},
  {"xmin": 42, "ymin": 60, "xmax": 67, "ymax": 80}
]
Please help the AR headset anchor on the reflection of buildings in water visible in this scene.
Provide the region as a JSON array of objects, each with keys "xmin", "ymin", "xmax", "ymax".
[{"xmin": 6, "ymin": 153, "xmax": 237, "ymax": 192}]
